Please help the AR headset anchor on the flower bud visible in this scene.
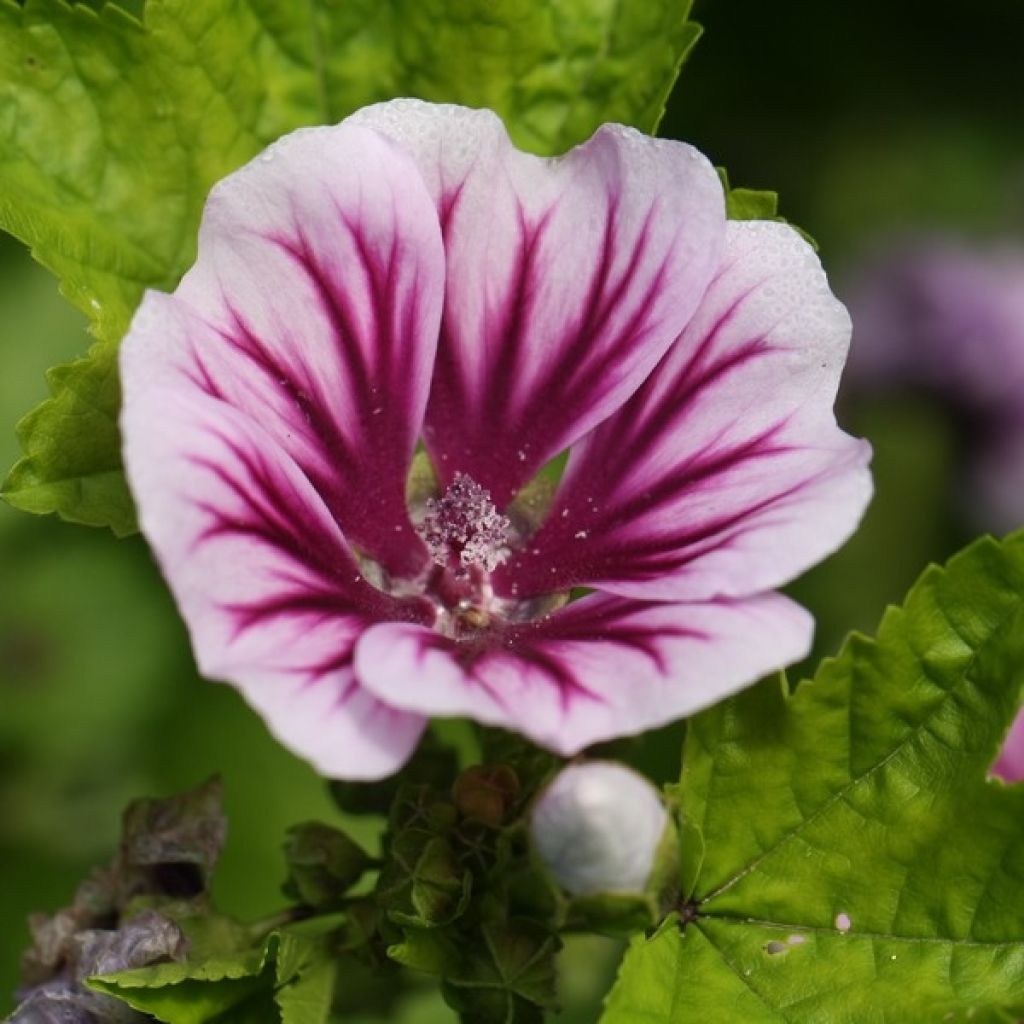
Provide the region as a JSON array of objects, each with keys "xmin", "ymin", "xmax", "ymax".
[
  {"xmin": 529, "ymin": 761, "xmax": 669, "ymax": 896},
  {"xmin": 452, "ymin": 764, "xmax": 521, "ymax": 826}
]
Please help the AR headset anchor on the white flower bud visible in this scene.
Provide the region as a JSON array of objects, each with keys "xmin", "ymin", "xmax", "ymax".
[{"xmin": 529, "ymin": 761, "xmax": 669, "ymax": 896}]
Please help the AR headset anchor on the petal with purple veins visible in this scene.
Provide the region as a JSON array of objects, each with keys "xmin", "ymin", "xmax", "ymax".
[
  {"xmin": 121, "ymin": 123, "xmax": 446, "ymax": 578},
  {"xmin": 350, "ymin": 100, "xmax": 726, "ymax": 504},
  {"xmin": 354, "ymin": 591, "xmax": 812, "ymax": 755},
  {"xmin": 497, "ymin": 221, "xmax": 873, "ymax": 603},
  {"xmin": 120, "ymin": 384, "xmax": 431, "ymax": 779}
]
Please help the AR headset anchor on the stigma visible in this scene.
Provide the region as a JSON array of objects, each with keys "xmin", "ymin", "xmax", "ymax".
[{"xmin": 417, "ymin": 472, "xmax": 512, "ymax": 574}]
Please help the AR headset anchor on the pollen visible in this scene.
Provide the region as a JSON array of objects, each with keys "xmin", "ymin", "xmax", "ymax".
[{"xmin": 418, "ymin": 472, "xmax": 512, "ymax": 573}]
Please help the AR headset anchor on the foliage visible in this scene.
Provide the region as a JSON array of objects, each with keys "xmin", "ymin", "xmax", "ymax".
[
  {"xmin": 602, "ymin": 533, "xmax": 1024, "ymax": 1022},
  {"xmin": 0, "ymin": 0, "xmax": 701, "ymax": 534}
]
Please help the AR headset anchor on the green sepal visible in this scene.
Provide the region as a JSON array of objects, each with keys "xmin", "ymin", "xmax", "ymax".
[
  {"xmin": 440, "ymin": 919, "xmax": 560, "ymax": 1021},
  {"xmin": 281, "ymin": 822, "xmax": 371, "ymax": 909},
  {"xmin": 716, "ymin": 166, "xmax": 818, "ymax": 249}
]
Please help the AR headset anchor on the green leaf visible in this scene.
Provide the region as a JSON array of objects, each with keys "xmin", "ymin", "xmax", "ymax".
[
  {"xmin": 88, "ymin": 940, "xmax": 273, "ymax": 1024},
  {"xmin": 0, "ymin": 0, "xmax": 701, "ymax": 533},
  {"xmin": 272, "ymin": 930, "xmax": 337, "ymax": 1024},
  {"xmin": 89, "ymin": 925, "xmax": 338, "ymax": 1024},
  {"xmin": 442, "ymin": 919, "xmax": 559, "ymax": 1022},
  {"xmin": 603, "ymin": 533, "xmax": 1024, "ymax": 1022}
]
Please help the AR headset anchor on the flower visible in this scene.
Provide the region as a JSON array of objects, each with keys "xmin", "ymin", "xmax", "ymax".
[
  {"xmin": 846, "ymin": 237, "xmax": 1024, "ymax": 532},
  {"xmin": 530, "ymin": 761, "xmax": 669, "ymax": 896},
  {"xmin": 120, "ymin": 100, "xmax": 871, "ymax": 780},
  {"xmin": 845, "ymin": 236, "xmax": 1024, "ymax": 782},
  {"xmin": 994, "ymin": 707, "xmax": 1024, "ymax": 783}
]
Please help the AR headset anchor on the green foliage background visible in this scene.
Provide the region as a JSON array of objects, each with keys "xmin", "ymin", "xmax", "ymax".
[{"xmin": 1, "ymin": 0, "xmax": 1023, "ymax": 1019}]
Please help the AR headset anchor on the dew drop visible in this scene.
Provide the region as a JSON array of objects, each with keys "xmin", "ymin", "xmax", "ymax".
[{"xmin": 835, "ymin": 912, "xmax": 851, "ymax": 933}]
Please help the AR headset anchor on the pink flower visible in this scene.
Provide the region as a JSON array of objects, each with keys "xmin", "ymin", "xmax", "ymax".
[
  {"xmin": 846, "ymin": 238, "xmax": 1024, "ymax": 532},
  {"xmin": 120, "ymin": 100, "xmax": 871, "ymax": 780},
  {"xmin": 994, "ymin": 711, "xmax": 1024, "ymax": 783}
]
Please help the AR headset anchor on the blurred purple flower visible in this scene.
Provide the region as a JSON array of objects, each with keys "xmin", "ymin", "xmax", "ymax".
[
  {"xmin": 847, "ymin": 237, "xmax": 1024, "ymax": 532},
  {"xmin": 846, "ymin": 237, "xmax": 1024, "ymax": 782},
  {"xmin": 120, "ymin": 100, "xmax": 871, "ymax": 780}
]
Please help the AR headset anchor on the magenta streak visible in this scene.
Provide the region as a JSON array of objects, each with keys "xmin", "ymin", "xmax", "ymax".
[
  {"xmin": 609, "ymin": 424, "xmax": 794, "ymax": 525},
  {"xmin": 267, "ymin": 231, "xmax": 375, "ymax": 405},
  {"xmin": 220, "ymin": 224, "xmax": 423, "ymax": 569},
  {"xmin": 512, "ymin": 203, "xmax": 665, "ymax": 439},
  {"xmin": 439, "ymin": 181, "xmax": 468, "ymax": 237},
  {"xmin": 188, "ymin": 448, "xmax": 343, "ymax": 584},
  {"xmin": 608, "ymin": 473, "xmax": 820, "ymax": 574},
  {"xmin": 186, "ymin": 348, "xmax": 227, "ymax": 402},
  {"xmin": 592, "ymin": 286, "xmax": 764, "ymax": 475},
  {"xmin": 482, "ymin": 201, "xmax": 552, "ymax": 427},
  {"xmin": 214, "ymin": 303, "xmax": 355, "ymax": 476},
  {"xmin": 542, "ymin": 203, "xmax": 662, "ymax": 400},
  {"xmin": 335, "ymin": 202, "xmax": 402, "ymax": 387}
]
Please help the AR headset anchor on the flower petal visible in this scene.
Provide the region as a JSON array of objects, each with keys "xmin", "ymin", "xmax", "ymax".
[
  {"xmin": 993, "ymin": 709, "xmax": 1024, "ymax": 783},
  {"xmin": 120, "ymin": 380, "xmax": 431, "ymax": 780},
  {"xmin": 497, "ymin": 221, "xmax": 873, "ymax": 602},
  {"xmin": 354, "ymin": 592, "xmax": 811, "ymax": 755},
  {"xmin": 122, "ymin": 123, "xmax": 446, "ymax": 577},
  {"xmin": 350, "ymin": 100, "xmax": 726, "ymax": 504}
]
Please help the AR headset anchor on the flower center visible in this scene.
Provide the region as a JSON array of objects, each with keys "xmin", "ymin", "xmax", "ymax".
[
  {"xmin": 409, "ymin": 473, "xmax": 513, "ymax": 635},
  {"xmin": 417, "ymin": 472, "xmax": 511, "ymax": 574}
]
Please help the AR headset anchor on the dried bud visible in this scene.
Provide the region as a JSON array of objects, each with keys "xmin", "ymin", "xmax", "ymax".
[
  {"xmin": 529, "ymin": 762, "xmax": 669, "ymax": 896},
  {"xmin": 452, "ymin": 764, "xmax": 520, "ymax": 826}
]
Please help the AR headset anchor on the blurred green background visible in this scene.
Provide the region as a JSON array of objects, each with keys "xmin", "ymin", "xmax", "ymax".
[{"xmin": 1, "ymin": 0, "xmax": 1022, "ymax": 1017}]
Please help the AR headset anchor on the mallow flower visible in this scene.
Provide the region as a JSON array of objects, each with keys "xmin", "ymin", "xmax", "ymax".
[
  {"xmin": 847, "ymin": 237, "xmax": 1024, "ymax": 532},
  {"xmin": 120, "ymin": 100, "xmax": 871, "ymax": 780},
  {"xmin": 846, "ymin": 237, "xmax": 1024, "ymax": 781}
]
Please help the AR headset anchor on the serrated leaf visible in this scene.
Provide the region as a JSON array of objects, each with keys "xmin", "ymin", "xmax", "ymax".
[
  {"xmin": 602, "ymin": 534, "xmax": 1024, "ymax": 1023},
  {"xmin": 0, "ymin": 0, "xmax": 701, "ymax": 533},
  {"xmin": 88, "ymin": 948, "xmax": 271, "ymax": 1024},
  {"xmin": 442, "ymin": 920, "xmax": 559, "ymax": 1021},
  {"xmin": 272, "ymin": 931, "xmax": 336, "ymax": 1024},
  {"xmin": 88, "ymin": 924, "xmax": 338, "ymax": 1024}
]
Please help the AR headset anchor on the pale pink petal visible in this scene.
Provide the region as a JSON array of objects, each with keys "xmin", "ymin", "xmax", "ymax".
[
  {"xmin": 497, "ymin": 221, "xmax": 873, "ymax": 602},
  {"xmin": 122, "ymin": 123, "xmax": 445, "ymax": 578},
  {"xmin": 354, "ymin": 592, "xmax": 811, "ymax": 755},
  {"xmin": 993, "ymin": 710, "xmax": 1024, "ymax": 782},
  {"xmin": 120, "ymin": 382, "xmax": 431, "ymax": 779},
  {"xmin": 350, "ymin": 100, "xmax": 726, "ymax": 504}
]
